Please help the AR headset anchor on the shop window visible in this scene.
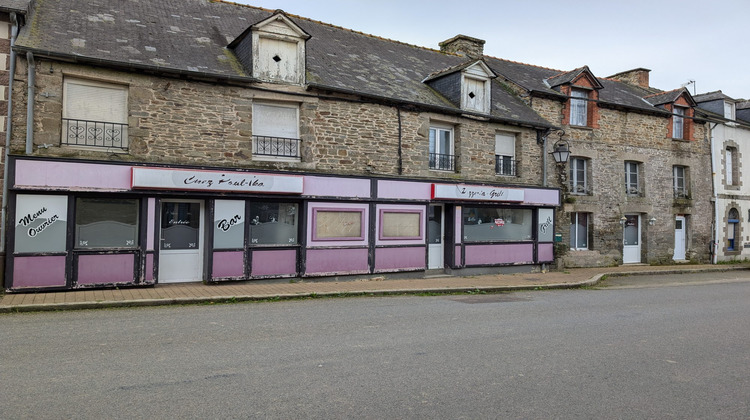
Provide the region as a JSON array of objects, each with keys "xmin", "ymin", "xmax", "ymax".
[
  {"xmin": 570, "ymin": 212, "xmax": 589, "ymax": 250},
  {"xmin": 625, "ymin": 161, "xmax": 641, "ymax": 196},
  {"xmin": 495, "ymin": 132, "xmax": 516, "ymax": 176},
  {"xmin": 379, "ymin": 210, "xmax": 422, "ymax": 240},
  {"xmin": 75, "ymin": 198, "xmax": 139, "ymax": 249},
  {"xmin": 249, "ymin": 202, "xmax": 298, "ymax": 245},
  {"xmin": 570, "ymin": 89, "xmax": 588, "ymax": 126},
  {"xmin": 673, "ymin": 166, "xmax": 689, "ymax": 198},
  {"xmin": 214, "ymin": 200, "xmax": 245, "ymax": 249},
  {"xmin": 429, "ymin": 125, "xmax": 456, "ymax": 171},
  {"xmin": 252, "ymin": 102, "xmax": 300, "ymax": 159},
  {"xmin": 569, "ymin": 157, "xmax": 590, "ymax": 195},
  {"xmin": 462, "ymin": 207, "xmax": 533, "ymax": 242},
  {"xmin": 62, "ymin": 78, "xmax": 128, "ymax": 150},
  {"xmin": 728, "ymin": 208, "xmax": 740, "ymax": 251},
  {"xmin": 312, "ymin": 208, "xmax": 364, "ymax": 241},
  {"xmin": 14, "ymin": 194, "xmax": 68, "ymax": 253}
]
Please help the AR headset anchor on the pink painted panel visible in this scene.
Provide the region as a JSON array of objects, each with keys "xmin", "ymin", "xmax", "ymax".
[
  {"xmin": 77, "ymin": 254, "xmax": 135, "ymax": 285},
  {"xmin": 374, "ymin": 247, "xmax": 425, "ymax": 271},
  {"xmin": 212, "ymin": 251, "xmax": 245, "ymax": 278},
  {"xmin": 377, "ymin": 180, "xmax": 431, "ymax": 200},
  {"xmin": 455, "ymin": 245, "xmax": 462, "ymax": 266},
  {"xmin": 375, "ymin": 204, "xmax": 425, "ymax": 246},
  {"xmin": 251, "ymin": 249, "xmax": 297, "ymax": 276},
  {"xmin": 12, "ymin": 256, "xmax": 67, "ymax": 288},
  {"xmin": 303, "ymin": 176, "xmax": 371, "ymax": 198},
  {"xmin": 465, "ymin": 243, "xmax": 534, "ymax": 265},
  {"xmin": 538, "ymin": 243, "xmax": 554, "ymax": 262},
  {"xmin": 455, "ymin": 206, "xmax": 462, "ymax": 244},
  {"xmin": 15, "ymin": 160, "xmax": 132, "ymax": 191},
  {"xmin": 523, "ymin": 188, "xmax": 560, "ymax": 206},
  {"xmin": 305, "ymin": 248, "xmax": 369, "ymax": 275},
  {"xmin": 147, "ymin": 197, "xmax": 155, "ymax": 251},
  {"xmin": 145, "ymin": 253, "xmax": 154, "ymax": 282}
]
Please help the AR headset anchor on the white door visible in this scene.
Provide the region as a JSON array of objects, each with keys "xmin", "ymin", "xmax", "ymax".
[
  {"xmin": 673, "ymin": 216, "xmax": 686, "ymax": 260},
  {"xmin": 622, "ymin": 214, "xmax": 641, "ymax": 264},
  {"xmin": 159, "ymin": 200, "xmax": 204, "ymax": 283},
  {"xmin": 427, "ymin": 205, "xmax": 444, "ymax": 269}
]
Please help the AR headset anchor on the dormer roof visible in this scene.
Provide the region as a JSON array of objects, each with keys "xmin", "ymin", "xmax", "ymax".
[
  {"xmin": 644, "ymin": 87, "xmax": 696, "ymax": 107},
  {"xmin": 423, "ymin": 59, "xmax": 496, "ymax": 83},
  {"xmin": 546, "ymin": 66, "xmax": 603, "ymax": 90},
  {"xmin": 228, "ymin": 9, "xmax": 310, "ymax": 49}
]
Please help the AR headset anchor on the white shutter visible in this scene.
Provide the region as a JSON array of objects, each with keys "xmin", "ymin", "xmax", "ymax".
[
  {"xmin": 252, "ymin": 103, "xmax": 298, "ymax": 138},
  {"xmin": 495, "ymin": 133, "xmax": 515, "ymax": 157},
  {"xmin": 64, "ymin": 79, "xmax": 127, "ymax": 123}
]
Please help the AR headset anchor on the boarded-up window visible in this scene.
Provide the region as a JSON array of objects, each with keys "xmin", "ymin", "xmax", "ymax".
[
  {"xmin": 381, "ymin": 211, "xmax": 421, "ymax": 239},
  {"xmin": 258, "ymin": 37, "xmax": 299, "ymax": 83},
  {"xmin": 253, "ymin": 103, "xmax": 298, "ymax": 139},
  {"xmin": 314, "ymin": 210, "xmax": 364, "ymax": 240}
]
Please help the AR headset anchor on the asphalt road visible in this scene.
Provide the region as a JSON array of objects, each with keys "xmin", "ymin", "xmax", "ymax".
[{"xmin": 2, "ymin": 275, "xmax": 749, "ymax": 419}]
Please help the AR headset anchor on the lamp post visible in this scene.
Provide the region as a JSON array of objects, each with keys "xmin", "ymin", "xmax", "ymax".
[{"xmin": 551, "ymin": 139, "xmax": 571, "ymax": 164}]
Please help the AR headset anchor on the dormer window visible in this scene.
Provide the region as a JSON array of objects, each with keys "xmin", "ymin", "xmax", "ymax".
[
  {"xmin": 570, "ymin": 89, "xmax": 588, "ymax": 126},
  {"xmin": 724, "ymin": 101, "xmax": 735, "ymax": 120},
  {"xmin": 673, "ymin": 106, "xmax": 685, "ymax": 139},
  {"xmin": 462, "ymin": 75, "xmax": 490, "ymax": 113}
]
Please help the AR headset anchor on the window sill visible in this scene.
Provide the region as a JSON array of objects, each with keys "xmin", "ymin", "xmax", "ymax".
[
  {"xmin": 62, "ymin": 145, "xmax": 129, "ymax": 154},
  {"xmin": 252, "ymin": 156, "xmax": 301, "ymax": 163},
  {"xmin": 671, "ymin": 137, "xmax": 691, "ymax": 142},
  {"xmin": 568, "ymin": 125, "xmax": 593, "ymax": 131}
]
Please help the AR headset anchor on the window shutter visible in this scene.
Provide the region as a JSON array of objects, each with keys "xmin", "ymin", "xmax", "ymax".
[
  {"xmin": 64, "ymin": 80, "xmax": 127, "ymax": 123},
  {"xmin": 495, "ymin": 133, "xmax": 515, "ymax": 157},
  {"xmin": 253, "ymin": 104, "xmax": 298, "ymax": 138}
]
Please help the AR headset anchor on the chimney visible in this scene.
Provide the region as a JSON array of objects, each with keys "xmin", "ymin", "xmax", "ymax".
[
  {"xmin": 439, "ymin": 35, "xmax": 485, "ymax": 59},
  {"xmin": 608, "ymin": 68, "xmax": 651, "ymax": 89}
]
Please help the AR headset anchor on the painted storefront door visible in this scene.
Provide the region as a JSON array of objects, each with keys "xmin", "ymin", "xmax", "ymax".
[
  {"xmin": 427, "ymin": 204, "xmax": 444, "ymax": 269},
  {"xmin": 623, "ymin": 214, "xmax": 641, "ymax": 264},
  {"xmin": 159, "ymin": 200, "xmax": 204, "ymax": 283}
]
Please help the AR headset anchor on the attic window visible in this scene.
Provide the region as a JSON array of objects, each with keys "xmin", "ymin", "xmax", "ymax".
[{"xmin": 273, "ymin": 55, "xmax": 282, "ymax": 63}]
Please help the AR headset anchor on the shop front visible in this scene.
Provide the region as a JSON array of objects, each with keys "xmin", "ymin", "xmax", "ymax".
[{"xmin": 5, "ymin": 157, "xmax": 559, "ymax": 292}]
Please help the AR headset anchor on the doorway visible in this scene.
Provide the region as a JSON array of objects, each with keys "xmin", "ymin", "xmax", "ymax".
[
  {"xmin": 622, "ymin": 214, "xmax": 641, "ymax": 264},
  {"xmin": 673, "ymin": 216, "xmax": 686, "ymax": 260},
  {"xmin": 427, "ymin": 204, "xmax": 444, "ymax": 269},
  {"xmin": 159, "ymin": 200, "xmax": 204, "ymax": 283}
]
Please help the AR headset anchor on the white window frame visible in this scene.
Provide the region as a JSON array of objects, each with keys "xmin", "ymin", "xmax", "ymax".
[
  {"xmin": 252, "ymin": 102, "xmax": 301, "ymax": 161},
  {"xmin": 724, "ymin": 101, "xmax": 735, "ymax": 120},
  {"xmin": 62, "ymin": 78, "xmax": 129, "ymax": 151},
  {"xmin": 569, "ymin": 157, "xmax": 588, "ymax": 195},
  {"xmin": 494, "ymin": 132, "xmax": 515, "ymax": 176},
  {"xmin": 673, "ymin": 166, "xmax": 687, "ymax": 198},
  {"xmin": 725, "ymin": 146, "xmax": 738, "ymax": 186},
  {"xmin": 570, "ymin": 212, "xmax": 589, "ymax": 250},
  {"xmin": 462, "ymin": 75, "xmax": 490, "ymax": 114},
  {"xmin": 673, "ymin": 106, "xmax": 685, "ymax": 139},
  {"xmin": 429, "ymin": 125, "xmax": 455, "ymax": 171},
  {"xmin": 625, "ymin": 161, "xmax": 640, "ymax": 195},
  {"xmin": 570, "ymin": 89, "xmax": 588, "ymax": 126}
]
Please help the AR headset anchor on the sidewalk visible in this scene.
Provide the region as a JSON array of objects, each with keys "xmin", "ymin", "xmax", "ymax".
[{"xmin": 1, "ymin": 264, "xmax": 747, "ymax": 313}]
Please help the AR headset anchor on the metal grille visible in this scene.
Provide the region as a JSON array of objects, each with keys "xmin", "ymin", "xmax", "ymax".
[
  {"xmin": 62, "ymin": 118, "xmax": 128, "ymax": 150},
  {"xmin": 495, "ymin": 156, "xmax": 516, "ymax": 176},
  {"xmin": 429, "ymin": 153, "xmax": 456, "ymax": 171},
  {"xmin": 253, "ymin": 135, "xmax": 301, "ymax": 158}
]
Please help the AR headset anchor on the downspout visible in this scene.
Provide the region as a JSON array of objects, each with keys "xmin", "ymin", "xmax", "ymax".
[
  {"xmin": 396, "ymin": 107, "xmax": 403, "ymax": 175},
  {"xmin": 25, "ymin": 51, "xmax": 34, "ymax": 155},
  {"xmin": 1, "ymin": 12, "xmax": 19, "ymax": 254},
  {"xmin": 708, "ymin": 122, "xmax": 719, "ymax": 264}
]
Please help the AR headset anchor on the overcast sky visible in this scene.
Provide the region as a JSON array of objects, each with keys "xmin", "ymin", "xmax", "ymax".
[{"xmin": 235, "ymin": 0, "xmax": 749, "ymax": 100}]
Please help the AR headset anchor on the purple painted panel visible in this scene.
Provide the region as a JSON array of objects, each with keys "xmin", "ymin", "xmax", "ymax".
[
  {"xmin": 523, "ymin": 188, "xmax": 560, "ymax": 206},
  {"xmin": 465, "ymin": 243, "xmax": 534, "ymax": 265},
  {"xmin": 145, "ymin": 253, "xmax": 154, "ymax": 282},
  {"xmin": 147, "ymin": 197, "xmax": 155, "ymax": 251},
  {"xmin": 305, "ymin": 248, "xmax": 369, "ymax": 275},
  {"xmin": 455, "ymin": 206, "xmax": 462, "ymax": 245},
  {"xmin": 12, "ymin": 256, "xmax": 67, "ymax": 288},
  {"xmin": 538, "ymin": 243, "xmax": 554, "ymax": 262},
  {"xmin": 374, "ymin": 247, "xmax": 425, "ymax": 271},
  {"xmin": 77, "ymin": 254, "xmax": 135, "ymax": 285},
  {"xmin": 303, "ymin": 176, "xmax": 371, "ymax": 198},
  {"xmin": 375, "ymin": 204, "xmax": 425, "ymax": 246},
  {"xmin": 251, "ymin": 249, "xmax": 297, "ymax": 276},
  {"xmin": 377, "ymin": 180, "xmax": 431, "ymax": 200},
  {"xmin": 212, "ymin": 251, "xmax": 245, "ymax": 278},
  {"xmin": 307, "ymin": 203, "xmax": 369, "ymax": 247},
  {"xmin": 455, "ymin": 245, "xmax": 462, "ymax": 266},
  {"xmin": 15, "ymin": 160, "xmax": 131, "ymax": 191}
]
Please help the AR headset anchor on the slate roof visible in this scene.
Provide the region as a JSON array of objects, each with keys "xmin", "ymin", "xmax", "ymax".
[
  {"xmin": 643, "ymin": 88, "xmax": 691, "ymax": 107},
  {"xmin": 0, "ymin": 0, "xmax": 30, "ymax": 13},
  {"xmin": 694, "ymin": 90, "xmax": 734, "ymax": 103}
]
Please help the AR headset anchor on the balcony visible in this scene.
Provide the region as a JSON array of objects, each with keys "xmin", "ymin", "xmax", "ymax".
[
  {"xmin": 429, "ymin": 153, "xmax": 456, "ymax": 171},
  {"xmin": 253, "ymin": 135, "xmax": 301, "ymax": 159},
  {"xmin": 62, "ymin": 118, "xmax": 128, "ymax": 150},
  {"xmin": 673, "ymin": 188, "xmax": 690, "ymax": 199},
  {"xmin": 495, "ymin": 155, "xmax": 516, "ymax": 176}
]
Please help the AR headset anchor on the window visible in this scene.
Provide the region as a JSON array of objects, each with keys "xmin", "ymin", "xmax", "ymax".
[
  {"xmin": 724, "ymin": 101, "xmax": 735, "ymax": 120},
  {"xmin": 379, "ymin": 210, "xmax": 422, "ymax": 240},
  {"xmin": 62, "ymin": 78, "xmax": 128, "ymax": 150},
  {"xmin": 214, "ymin": 200, "xmax": 245, "ymax": 249},
  {"xmin": 463, "ymin": 76, "xmax": 489, "ymax": 113},
  {"xmin": 672, "ymin": 106, "xmax": 685, "ymax": 139},
  {"xmin": 673, "ymin": 166, "xmax": 688, "ymax": 198},
  {"xmin": 569, "ymin": 157, "xmax": 589, "ymax": 194},
  {"xmin": 725, "ymin": 146, "xmax": 739, "ymax": 186},
  {"xmin": 429, "ymin": 126, "xmax": 455, "ymax": 171},
  {"xmin": 76, "ymin": 198, "xmax": 139, "ymax": 249},
  {"xmin": 570, "ymin": 212, "xmax": 589, "ymax": 250},
  {"xmin": 570, "ymin": 89, "xmax": 588, "ymax": 126},
  {"xmin": 495, "ymin": 132, "xmax": 516, "ymax": 176},
  {"xmin": 728, "ymin": 208, "xmax": 740, "ymax": 251},
  {"xmin": 252, "ymin": 103, "xmax": 300, "ymax": 159},
  {"xmin": 625, "ymin": 161, "xmax": 640, "ymax": 195},
  {"xmin": 15, "ymin": 194, "xmax": 68, "ymax": 253},
  {"xmin": 462, "ymin": 207, "xmax": 533, "ymax": 242},
  {"xmin": 249, "ymin": 202, "xmax": 298, "ymax": 245}
]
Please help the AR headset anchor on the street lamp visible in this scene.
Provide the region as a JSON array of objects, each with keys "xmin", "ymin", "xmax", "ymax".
[{"xmin": 551, "ymin": 139, "xmax": 571, "ymax": 164}]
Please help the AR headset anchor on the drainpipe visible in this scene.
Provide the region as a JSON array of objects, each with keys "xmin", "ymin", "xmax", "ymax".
[
  {"xmin": 396, "ymin": 107, "xmax": 403, "ymax": 175},
  {"xmin": 25, "ymin": 51, "xmax": 34, "ymax": 155},
  {"xmin": 1, "ymin": 12, "xmax": 19, "ymax": 254},
  {"xmin": 708, "ymin": 122, "xmax": 719, "ymax": 264}
]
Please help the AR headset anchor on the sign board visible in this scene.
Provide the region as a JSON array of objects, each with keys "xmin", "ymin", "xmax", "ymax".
[
  {"xmin": 431, "ymin": 183, "xmax": 524, "ymax": 202},
  {"xmin": 132, "ymin": 167, "xmax": 303, "ymax": 194}
]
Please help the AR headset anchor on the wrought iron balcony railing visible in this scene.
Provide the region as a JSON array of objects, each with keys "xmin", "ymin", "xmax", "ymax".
[
  {"xmin": 429, "ymin": 152, "xmax": 456, "ymax": 171},
  {"xmin": 495, "ymin": 155, "xmax": 516, "ymax": 176},
  {"xmin": 253, "ymin": 135, "xmax": 301, "ymax": 158},
  {"xmin": 62, "ymin": 118, "xmax": 128, "ymax": 150},
  {"xmin": 569, "ymin": 183, "xmax": 592, "ymax": 195},
  {"xmin": 673, "ymin": 188, "xmax": 690, "ymax": 199}
]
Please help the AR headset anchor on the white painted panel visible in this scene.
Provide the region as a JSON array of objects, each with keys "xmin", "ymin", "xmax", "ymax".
[{"xmin": 258, "ymin": 37, "xmax": 298, "ymax": 83}]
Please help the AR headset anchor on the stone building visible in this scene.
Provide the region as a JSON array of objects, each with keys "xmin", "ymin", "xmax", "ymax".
[
  {"xmin": 2, "ymin": 0, "xmax": 563, "ymax": 291},
  {"xmin": 694, "ymin": 91, "xmax": 750, "ymax": 261}
]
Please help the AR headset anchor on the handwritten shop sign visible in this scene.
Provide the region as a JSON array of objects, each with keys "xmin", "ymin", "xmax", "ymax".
[
  {"xmin": 431, "ymin": 183, "xmax": 524, "ymax": 202},
  {"xmin": 131, "ymin": 168, "xmax": 303, "ymax": 194}
]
